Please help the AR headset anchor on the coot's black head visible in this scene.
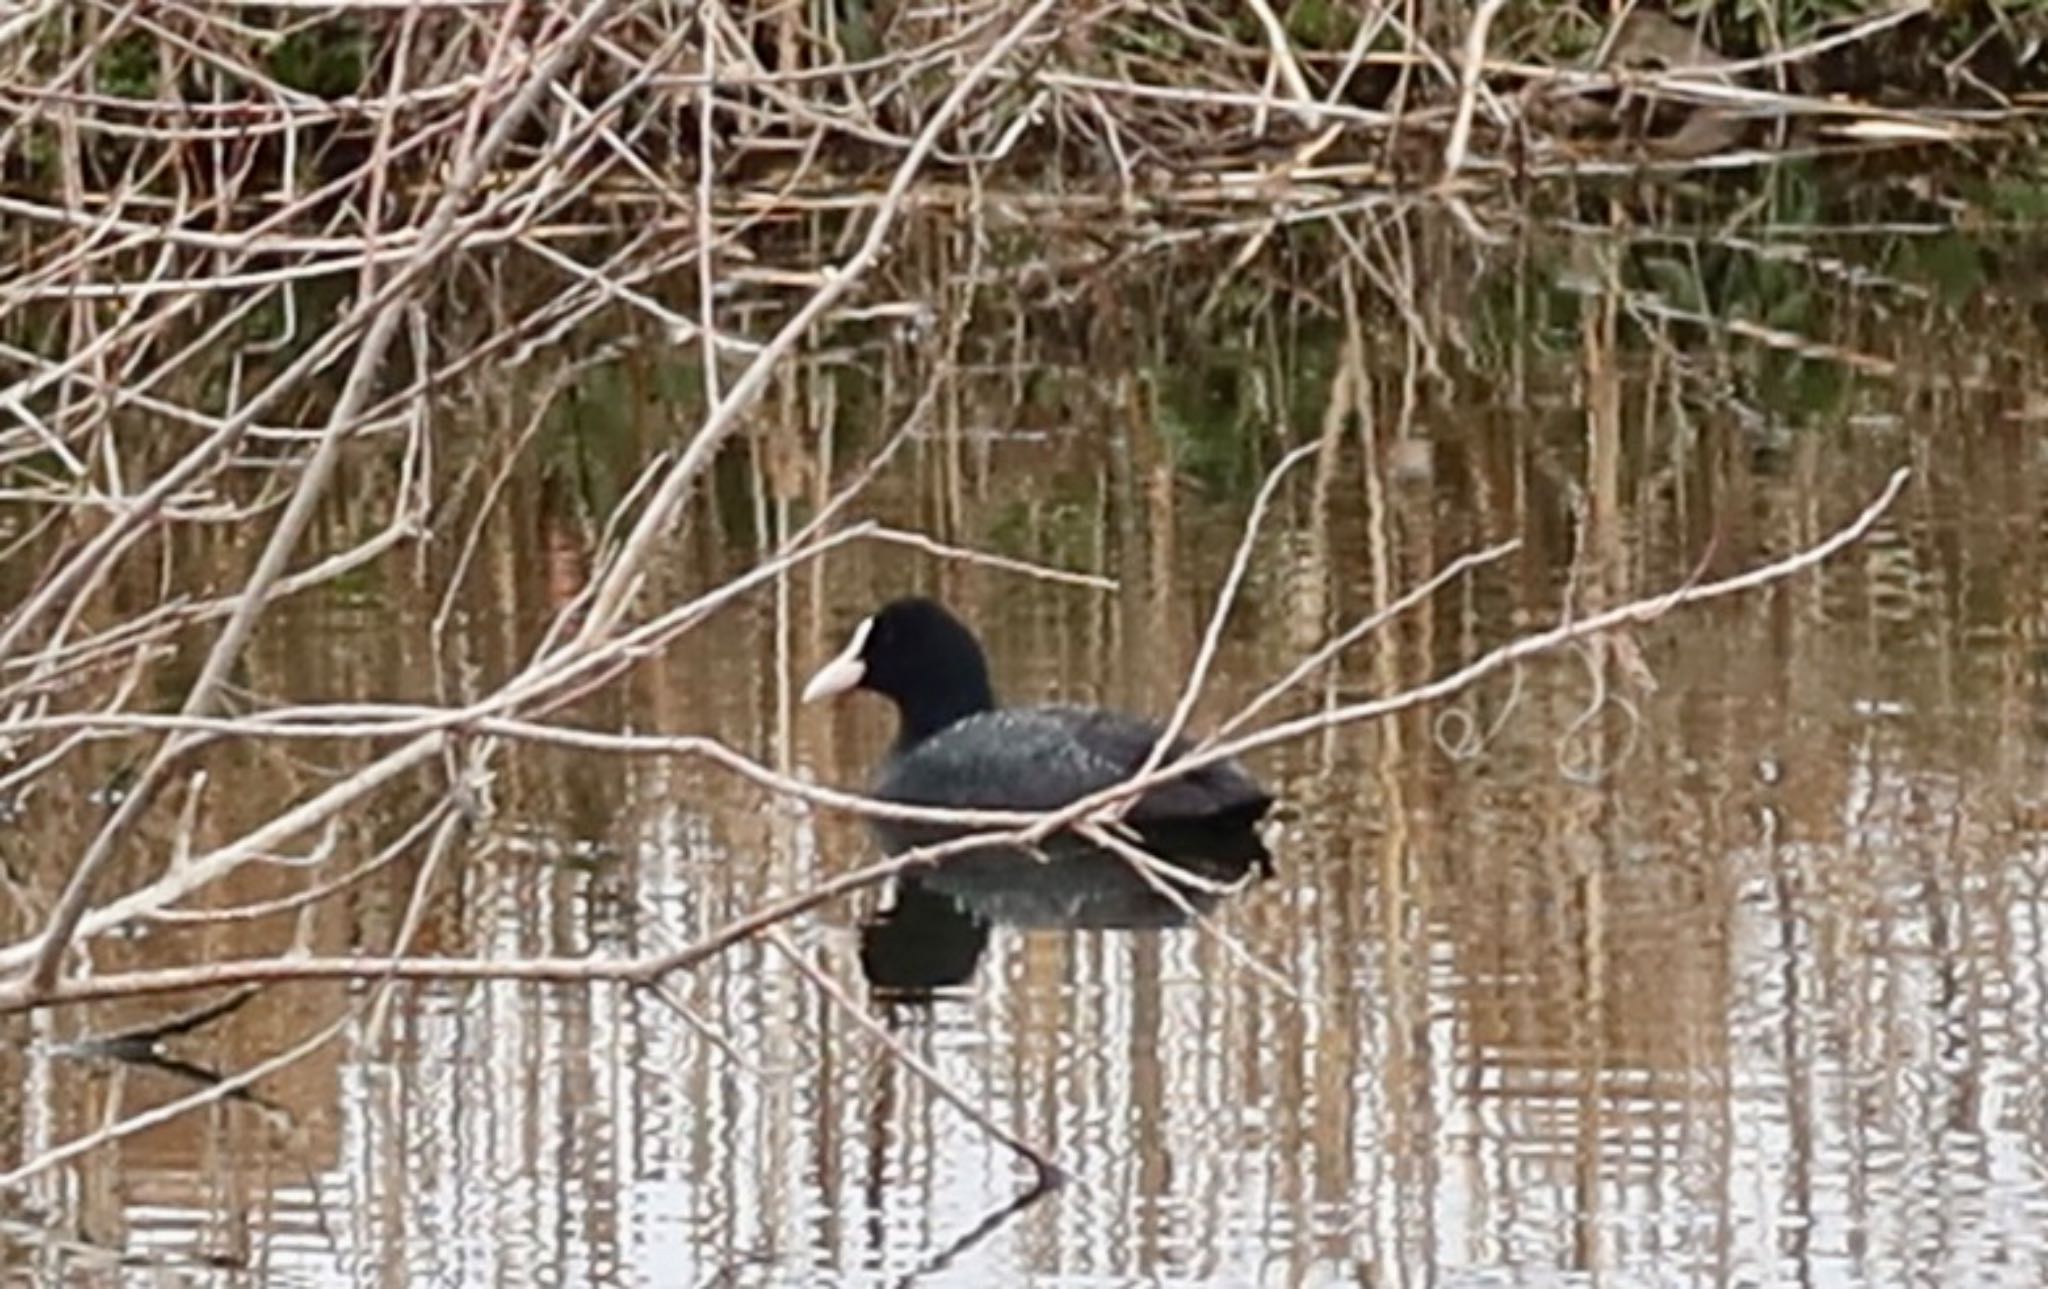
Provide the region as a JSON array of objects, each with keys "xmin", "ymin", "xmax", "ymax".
[{"xmin": 802, "ymin": 597, "xmax": 996, "ymax": 746}]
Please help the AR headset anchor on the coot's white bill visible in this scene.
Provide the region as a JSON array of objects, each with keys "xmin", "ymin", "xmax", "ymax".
[{"xmin": 802, "ymin": 615, "xmax": 873, "ymax": 703}]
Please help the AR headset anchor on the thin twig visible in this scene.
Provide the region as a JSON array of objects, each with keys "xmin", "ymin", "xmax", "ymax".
[{"xmin": 769, "ymin": 928, "xmax": 1065, "ymax": 1188}]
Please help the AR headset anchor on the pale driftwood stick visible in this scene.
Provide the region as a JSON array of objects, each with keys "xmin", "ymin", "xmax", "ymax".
[
  {"xmin": 5, "ymin": 779, "xmax": 469, "ymax": 1189},
  {"xmin": 0, "ymin": 655, "xmax": 149, "ymax": 800},
  {"xmin": 427, "ymin": 349, "xmax": 615, "ymax": 648},
  {"xmin": 1083, "ymin": 465, "xmax": 1914, "ymax": 813},
  {"xmin": 864, "ymin": 526, "xmax": 1118, "ymax": 591},
  {"xmin": 0, "ymin": 952, "xmax": 751, "ymax": 1010},
  {"xmin": 3, "ymin": 519, "xmax": 1109, "ymax": 745},
  {"xmin": 1132, "ymin": 441, "xmax": 1320, "ymax": 787},
  {"xmin": 0, "ymin": 739, "xmax": 439, "ymax": 988},
  {"xmin": 364, "ymin": 808, "xmax": 469, "ymax": 1039},
  {"xmin": 0, "ymin": 520, "xmax": 872, "ymax": 984},
  {"xmin": 0, "ymin": 1013, "xmax": 354, "ymax": 1189},
  {"xmin": 0, "ymin": 714, "xmax": 1051, "ymax": 828},
  {"xmin": 784, "ymin": 378, "xmax": 941, "ymax": 549},
  {"xmin": 0, "ymin": 517, "xmax": 905, "ymax": 975},
  {"xmin": 1442, "ymin": 0, "xmax": 1510, "ymax": 179},
  {"xmin": 0, "ymin": 819, "xmax": 1044, "ymax": 1011},
  {"xmin": 0, "ymin": 501, "xmax": 415, "ymax": 718},
  {"xmin": 1239, "ymin": 0, "xmax": 1323, "ymax": 128},
  {"xmin": 143, "ymin": 801, "xmax": 455, "ymax": 926},
  {"xmin": 513, "ymin": 234, "xmax": 759, "ymax": 354},
  {"xmin": 643, "ymin": 979, "xmax": 782, "ymax": 1082},
  {"xmin": 1205, "ymin": 538, "xmax": 1523, "ymax": 744},
  {"xmin": 768, "ymin": 929, "xmax": 1065, "ymax": 1187},
  {"xmin": 698, "ymin": 0, "xmax": 723, "ymax": 405},
  {"xmin": 1074, "ymin": 822, "xmax": 1294, "ymax": 998}
]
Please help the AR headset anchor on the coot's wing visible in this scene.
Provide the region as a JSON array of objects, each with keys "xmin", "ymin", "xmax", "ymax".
[
  {"xmin": 876, "ymin": 708, "xmax": 1129, "ymax": 811},
  {"xmin": 1050, "ymin": 707, "xmax": 1271, "ymax": 823},
  {"xmin": 877, "ymin": 706, "xmax": 1269, "ymax": 823}
]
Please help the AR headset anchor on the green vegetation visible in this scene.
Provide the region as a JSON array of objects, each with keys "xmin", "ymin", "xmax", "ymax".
[
  {"xmin": 268, "ymin": 19, "xmax": 372, "ymax": 100},
  {"xmin": 92, "ymin": 32, "xmax": 157, "ymax": 100}
]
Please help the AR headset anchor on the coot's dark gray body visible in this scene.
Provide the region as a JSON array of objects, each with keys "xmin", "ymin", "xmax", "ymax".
[
  {"xmin": 804, "ymin": 595, "xmax": 1276, "ymax": 876},
  {"xmin": 876, "ymin": 704, "xmax": 1270, "ymax": 825}
]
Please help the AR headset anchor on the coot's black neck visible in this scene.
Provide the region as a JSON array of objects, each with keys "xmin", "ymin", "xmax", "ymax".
[{"xmin": 887, "ymin": 662, "xmax": 995, "ymax": 750}]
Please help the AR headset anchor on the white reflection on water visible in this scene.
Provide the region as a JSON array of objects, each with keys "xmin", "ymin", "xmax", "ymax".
[
  {"xmin": 15, "ymin": 443, "xmax": 2048, "ymax": 1288},
  {"xmin": 85, "ymin": 720, "xmax": 2048, "ymax": 1286}
]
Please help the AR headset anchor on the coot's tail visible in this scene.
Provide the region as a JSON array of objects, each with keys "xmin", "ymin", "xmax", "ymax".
[{"xmin": 1129, "ymin": 805, "xmax": 1274, "ymax": 878}]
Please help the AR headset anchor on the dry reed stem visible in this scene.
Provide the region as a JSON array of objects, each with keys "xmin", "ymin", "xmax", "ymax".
[
  {"xmin": 1207, "ymin": 539, "xmax": 1523, "ymax": 744},
  {"xmin": 1075, "ymin": 820, "xmax": 1295, "ymax": 998}
]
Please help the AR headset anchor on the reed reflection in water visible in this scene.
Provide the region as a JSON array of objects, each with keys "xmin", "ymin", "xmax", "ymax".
[
  {"xmin": 13, "ymin": 437, "xmax": 2041, "ymax": 1286},
  {"xmin": 6, "ymin": 213, "xmax": 2048, "ymax": 1286}
]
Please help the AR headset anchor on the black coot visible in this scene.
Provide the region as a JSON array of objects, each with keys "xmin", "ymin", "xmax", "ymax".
[{"xmin": 802, "ymin": 597, "xmax": 1274, "ymax": 858}]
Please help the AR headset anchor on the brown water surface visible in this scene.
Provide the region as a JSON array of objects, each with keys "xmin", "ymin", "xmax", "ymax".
[{"xmin": 5, "ymin": 177, "xmax": 2048, "ymax": 1285}]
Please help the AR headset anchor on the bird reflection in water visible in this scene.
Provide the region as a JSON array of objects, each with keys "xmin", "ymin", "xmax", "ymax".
[{"xmin": 859, "ymin": 818, "xmax": 1273, "ymax": 996}]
